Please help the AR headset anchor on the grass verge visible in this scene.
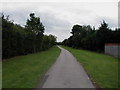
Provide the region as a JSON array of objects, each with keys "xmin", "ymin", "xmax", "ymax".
[
  {"xmin": 62, "ymin": 46, "xmax": 119, "ymax": 88},
  {"xmin": 3, "ymin": 46, "xmax": 60, "ymax": 88}
]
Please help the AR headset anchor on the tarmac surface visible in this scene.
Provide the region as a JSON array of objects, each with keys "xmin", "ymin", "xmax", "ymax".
[{"xmin": 37, "ymin": 46, "xmax": 95, "ymax": 88}]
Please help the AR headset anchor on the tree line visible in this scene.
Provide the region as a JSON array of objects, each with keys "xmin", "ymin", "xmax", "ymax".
[
  {"xmin": 2, "ymin": 13, "xmax": 56, "ymax": 59},
  {"xmin": 62, "ymin": 21, "xmax": 120, "ymax": 52}
]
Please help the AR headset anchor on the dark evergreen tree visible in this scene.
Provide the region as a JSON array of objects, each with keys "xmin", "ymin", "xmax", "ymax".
[
  {"xmin": 25, "ymin": 13, "xmax": 44, "ymax": 35},
  {"xmin": 2, "ymin": 13, "xmax": 57, "ymax": 59},
  {"xmin": 62, "ymin": 20, "xmax": 120, "ymax": 52}
]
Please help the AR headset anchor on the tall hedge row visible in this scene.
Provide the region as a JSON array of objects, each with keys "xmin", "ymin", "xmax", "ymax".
[{"xmin": 2, "ymin": 13, "xmax": 56, "ymax": 59}]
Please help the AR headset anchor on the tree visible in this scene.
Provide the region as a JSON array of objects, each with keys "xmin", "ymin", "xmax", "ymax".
[
  {"xmin": 25, "ymin": 13, "xmax": 45, "ymax": 53},
  {"xmin": 96, "ymin": 20, "xmax": 111, "ymax": 51},
  {"xmin": 71, "ymin": 24, "xmax": 82, "ymax": 35},
  {"xmin": 62, "ymin": 20, "xmax": 119, "ymax": 52},
  {"xmin": 2, "ymin": 13, "xmax": 57, "ymax": 59},
  {"xmin": 25, "ymin": 13, "xmax": 44, "ymax": 35}
]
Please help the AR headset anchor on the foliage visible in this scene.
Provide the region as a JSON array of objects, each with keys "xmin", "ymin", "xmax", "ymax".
[
  {"xmin": 25, "ymin": 13, "xmax": 44, "ymax": 35},
  {"xmin": 2, "ymin": 13, "xmax": 57, "ymax": 59},
  {"xmin": 62, "ymin": 21, "xmax": 120, "ymax": 52}
]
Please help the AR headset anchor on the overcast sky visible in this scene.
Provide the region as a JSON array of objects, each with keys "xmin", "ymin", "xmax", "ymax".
[{"xmin": 1, "ymin": 1, "xmax": 118, "ymax": 42}]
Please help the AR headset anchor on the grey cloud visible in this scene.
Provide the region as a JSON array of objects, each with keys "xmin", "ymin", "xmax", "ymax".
[
  {"xmin": 39, "ymin": 11, "xmax": 71, "ymax": 31},
  {"xmin": 2, "ymin": 2, "xmax": 117, "ymax": 41},
  {"xmin": 37, "ymin": 11, "xmax": 72, "ymax": 41},
  {"xmin": 94, "ymin": 16, "xmax": 117, "ymax": 29},
  {"xmin": 3, "ymin": 9, "xmax": 72, "ymax": 41},
  {"xmin": 3, "ymin": 9, "xmax": 30, "ymax": 26}
]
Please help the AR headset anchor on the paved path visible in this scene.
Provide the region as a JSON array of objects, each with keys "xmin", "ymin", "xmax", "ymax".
[{"xmin": 37, "ymin": 46, "xmax": 94, "ymax": 88}]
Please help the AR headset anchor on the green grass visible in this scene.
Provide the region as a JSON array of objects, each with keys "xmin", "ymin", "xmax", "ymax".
[
  {"xmin": 62, "ymin": 46, "xmax": 119, "ymax": 88},
  {"xmin": 3, "ymin": 46, "xmax": 60, "ymax": 88}
]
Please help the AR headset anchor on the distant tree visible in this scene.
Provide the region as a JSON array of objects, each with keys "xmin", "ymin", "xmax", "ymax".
[
  {"xmin": 25, "ymin": 13, "xmax": 45, "ymax": 53},
  {"xmin": 71, "ymin": 25, "xmax": 82, "ymax": 35},
  {"xmin": 62, "ymin": 20, "xmax": 120, "ymax": 52},
  {"xmin": 2, "ymin": 13, "xmax": 57, "ymax": 59},
  {"xmin": 96, "ymin": 20, "xmax": 111, "ymax": 51},
  {"xmin": 25, "ymin": 13, "xmax": 44, "ymax": 35}
]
